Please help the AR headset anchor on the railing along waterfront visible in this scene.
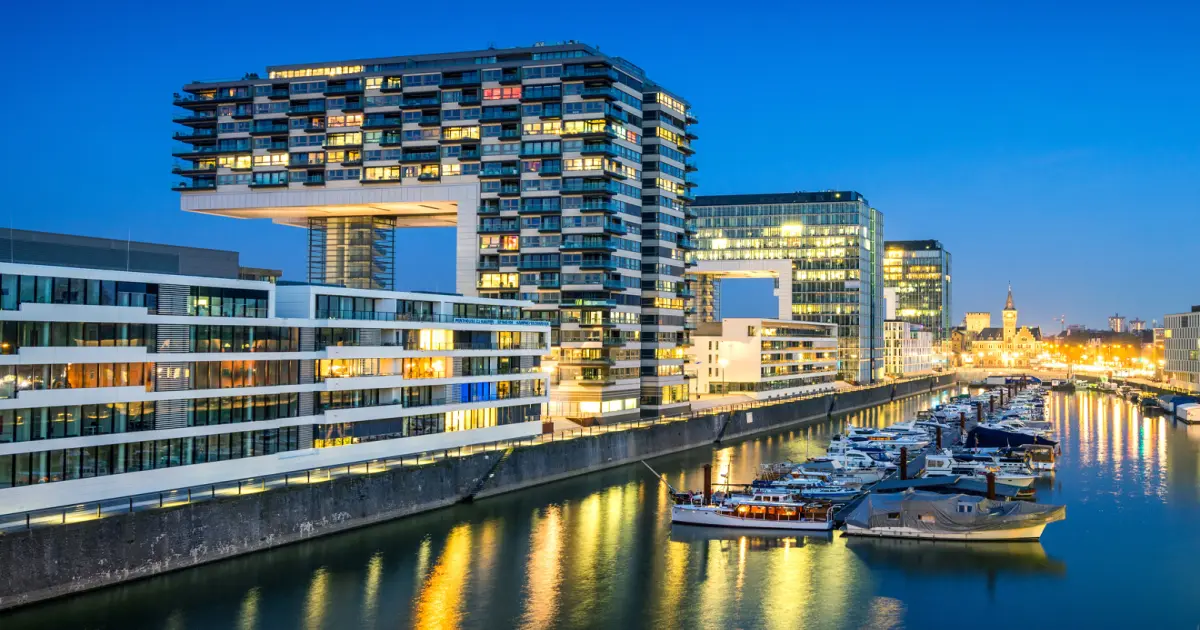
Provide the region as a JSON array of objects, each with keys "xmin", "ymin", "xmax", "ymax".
[{"xmin": 0, "ymin": 375, "xmax": 948, "ymax": 534}]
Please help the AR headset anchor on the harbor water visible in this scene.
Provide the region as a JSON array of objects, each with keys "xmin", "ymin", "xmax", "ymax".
[{"xmin": 4, "ymin": 389, "xmax": 1199, "ymax": 629}]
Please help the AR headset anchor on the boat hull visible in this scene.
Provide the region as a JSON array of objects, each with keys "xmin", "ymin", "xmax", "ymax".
[
  {"xmin": 843, "ymin": 522, "xmax": 1048, "ymax": 541},
  {"xmin": 671, "ymin": 506, "xmax": 834, "ymax": 531}
]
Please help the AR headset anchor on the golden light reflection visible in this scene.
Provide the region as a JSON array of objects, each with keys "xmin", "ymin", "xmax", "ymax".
[
  {"xmin": 303, "ymin": 567, "xmax": 329, "ymax": 630},
  {"xmin": 238, "ymin": 587, "xmax": 260, "ymax": 630},
  {"xmin": 361, "ymin": 553, "xmax": 383, "ymax": 628},
  {"xmin": 412, "ymin": 524, "xmax": 472, "ymax": 630},
  {"xmin": 520, "ymin": 506, "xmax": 564, "ymax": 630},
  {"xmin": 652, "ymin": 534, "xmax": 690, "ymax": 628}
]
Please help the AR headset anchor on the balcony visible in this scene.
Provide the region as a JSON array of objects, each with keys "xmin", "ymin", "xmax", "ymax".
[
  {"xmin": 172, "ymin": 180, "xmax": 216, "ymax": 192},
  {"xmin": 561, "ymin": 238, "xmax": 616, "ymax": 252},
  {"xmin": 265, "ymin": 140, "xmax": 290, "ymax": 152},
  {"xmin": 536, "ymin": 278, "xmax": 561, "ymax": 289},
  {"xmin": 476, "ymin": 260, "xmax": 500, "ymax": 270},
  {"xmin": 536, "ymin": 221, "xmax": 561, "ymax": 233},
  {"xmin": 460, "ymin": 94, "xmax": 482, "ymax": 106},
  {"xmin": 603, "ymin": 278, "xmax": 625, "ymax": 291},
  {"xmin": 563, "ymin": 66, "xmax": 618, "ymax": 81},
  {"xmin": 417, "ymin": 172, "xmax": 441, "ymax": 182},
  {"xmin": 579, "ymin": 142, "xmax": 617, "ymax": 156},
  {"xmin": 518, "ymin": 260, "xmax": 561, "ymax": 271},
  {"xmin": 498, "ymin": 70, "xmax": 521, "ymax": 84},
  {"xmin": 459, "ymin": 148, "xmax": 481, "ymax": 160},
  {"xmin": 400, "ymin": 151, "xmax": 440, "ymax": 162},
  {"xmin": 288, "ymin": 102, "xmax": 326, "ymax": 116},
  {"xmin": 327, "ymin": 82, "xmax": 364, "ymax": 95},
  {"xmin": 264, "ymin": 87, "xmax": 290, "ymax": 100},
  {"xmin": 300, "ymin": 174, "xmax": 326, "ymax": 186},
  {"xmin": 577, "ymin": 259, "xmax": 616, "ymax": 270},
  {"xmin": 481, "ymin": 110, "xmax": 520, "ymax": 122},
  {"xmin": 497, "ymin": 185, "xmax": 521, "ymax": 197},
  {"xmin": 172, "ymin": 113, "xmax": 217, "ymax": 126},
  {"xmin": 578, "ymin": 201, "xmax": 619, "ymax": 213},
  {"xmin": 443, "ymin": 74, "xmax": 481, "ymax": 87},
  {"xmin": 562, "ymin": 180, "xmax": 619, "ymax": 195},
  {"xmin": 171, "ymin": 161, "xmax": 217, "ymax": 176},
  {"xmin": 402, "ymin": 96, "xmax": 440, "ymax": 108},
  {"xmin": 478, "ymin": 222, "xmax": 519, "ymax": 234},
  {"xmin": 249, "ymin": 122, "xmax": 290, "ymax": 136},
  {"xmin": 479, "ymin": 165, "xmax": 520, "ymax": 178},
  {"xmin": 602, "ymin": 220, "xmax": 628, "ymax": 234},
  {"xmin": 173, "ymin": 91, "xmax": 252, "ymax": 108},
  {"xmin": 341, "ymin": 99, "xmax": 365, "ymax": 112},
  {"xmin": 362, "ymin": 116, "xmax": 404, "ymax": 130},
  {"xmin": 518, "ymin": 204, "xmax": 561, "ymax": 214},
  {"xmin": 418, "ymin": 114, "xmax": 441, "ymax": 126},
  {"xmin": 581, "ymin": 86, "xmax": 619, "ymax": 100},
  {"xmin": 172, "ymin": 129, "xmax": 216, "ymax": 143}
]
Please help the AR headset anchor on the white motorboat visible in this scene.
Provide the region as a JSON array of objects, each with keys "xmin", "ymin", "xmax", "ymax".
[
  {"xmin": 923, "ymin": 450, "xmax": 1037, "ymax": 487},
  {"xmin": 671, "ymin": 491, "xmax": 836, "ymax": 531}
]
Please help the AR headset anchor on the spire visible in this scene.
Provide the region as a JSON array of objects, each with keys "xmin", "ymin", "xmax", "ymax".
[{"xmin": 1004, "ymin": 282, "xmax": 1014, "ymax": 310}]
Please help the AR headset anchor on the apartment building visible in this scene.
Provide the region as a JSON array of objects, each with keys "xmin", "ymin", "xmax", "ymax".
[
  {"xmin": 172, "ymin": 42, "xmax": 695, "ymax": 423},
  {"xmin": 691, "ymin": 192, "xmax": 885, "ymax": 384},
  {"xmin": 1164, "ymin": 307, "xmax": 1200, "ymax": 393},
  {"xmin": 690, "ymin": 318, "xmax": 838, "ymax": 400},
  {"xmin": 0, "ymin": 262, "xmax": 549, "ymax": 513},
  {"xmin": 884, "ymin": 320, "xmax": 934, "ymax": 377},
  {"xmin": 883, "ymin": 240, "xmax": 952, "ymax": 341}
]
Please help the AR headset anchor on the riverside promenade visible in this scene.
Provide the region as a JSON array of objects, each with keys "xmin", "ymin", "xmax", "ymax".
[{"xmin": 0, "ymin": 374, "xmax": 955, "ymax": 611}]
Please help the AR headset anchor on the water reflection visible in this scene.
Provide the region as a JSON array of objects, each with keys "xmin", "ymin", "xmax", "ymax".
[
  {"xmin": 845, "ymin": 538, "xmax": 1065, "ymax": 576},
  {"xmin": 8, "ymin": 389, "xmax": 1200, "ymax": 629}
]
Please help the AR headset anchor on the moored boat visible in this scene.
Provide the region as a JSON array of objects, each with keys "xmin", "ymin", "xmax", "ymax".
[{"xmin": 842, "ymin": 491, "xmax": 1065, "ymax": 541}]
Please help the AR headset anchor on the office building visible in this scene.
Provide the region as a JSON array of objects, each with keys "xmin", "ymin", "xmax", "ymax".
[
  {"xmin": 882, "ymin": 240, "xmax": 951, "ymax": 340},
  {"xmin": 0, "ymin": 261, "xmax": 549, "ymax": 513},
  {"xmin": 690, "ymin": 318, "xmax": 837, "ymax": 399},
  {"xmin": 171, "ymin": 42, "xmax": 696, "ymax": 423},
  {"xmin": 884, "ymin": 320, "xmax": 933, "ymax": 377},
  {"xmin": 691, "ymin": 192, "xmax": 884, "ymax": 384},
  {"xmin": 1164, "ymin": 307, "xmax": 1200, "ymax": 393}
]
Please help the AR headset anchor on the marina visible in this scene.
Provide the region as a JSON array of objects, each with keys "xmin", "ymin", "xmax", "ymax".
[{"xmin": 4, "ymin": 388, "xmax": 1200, "ymax": 628}]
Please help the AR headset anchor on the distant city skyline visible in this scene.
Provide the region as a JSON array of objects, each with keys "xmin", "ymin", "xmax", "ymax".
[{"xmin": 4, "ymin": 1, "xmax": 1198, "ymax": 333}]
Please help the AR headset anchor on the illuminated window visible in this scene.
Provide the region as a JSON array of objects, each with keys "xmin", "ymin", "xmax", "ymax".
[
  {"xmin": 253, "ymin": 154, "xmax": 288, "ymax": 167},
  {"xmin": 483, "ymin": 87, "xmax": 522, "ymax": 100}
]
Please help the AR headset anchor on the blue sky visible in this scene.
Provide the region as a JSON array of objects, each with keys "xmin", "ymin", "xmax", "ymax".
[{"xmin": 3, "ymin": 1, "xmax": 1197, "ymax": 330}]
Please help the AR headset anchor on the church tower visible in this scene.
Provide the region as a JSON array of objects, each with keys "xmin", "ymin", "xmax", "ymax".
[{"xmin": 1002, "ymin": 283, "xmax": 1017, "ymax": 342}]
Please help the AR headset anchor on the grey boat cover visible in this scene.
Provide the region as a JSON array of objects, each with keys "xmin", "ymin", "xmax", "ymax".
[{"xmin": 844, "ymin": 491, "xmax": 1066, "ymax": 533}]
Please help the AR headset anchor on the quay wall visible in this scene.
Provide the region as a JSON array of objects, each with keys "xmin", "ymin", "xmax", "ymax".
[{"xmin": 0, "ymin": 374, "xmax": 957, "ymax": 611}]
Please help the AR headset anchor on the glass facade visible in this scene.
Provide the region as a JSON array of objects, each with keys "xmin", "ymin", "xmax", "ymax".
[
  {"xmin": 883, "ymin": 240, "xmax": 952, "ymax": 340},
  {"xmin": 691, "ymin": 192, "xmax": 884, "ymax": 383},
  {"xmin": 173, "ymin": 44, "xmax": 695, "ymax": 423}
]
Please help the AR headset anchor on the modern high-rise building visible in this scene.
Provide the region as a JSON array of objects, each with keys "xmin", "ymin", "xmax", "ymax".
[
  {"xmin": 690, "ymin": 192, "xmax": 884, "ymax": 384},
  {"xmin": 1109, "ymin": 313, "xmax": 1127, "ymax": 333},
  {"xmin": 882, "ymin": 240, "xmax": 952, "ymax": 340},
  {"xmin": 171, "ymin": 42, "xmax": 696, "ymax": 423}
]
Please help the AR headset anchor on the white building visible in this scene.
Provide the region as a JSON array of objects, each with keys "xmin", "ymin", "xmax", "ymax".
[
  {"xmin": 1164, "ymin": 307, "xmax": 1200, "ymax": 393},
  {"xmin": 689, "ymin": 318, "xmax": 838, "ymax": 400},
  {"xmin": 0, "ymin": 262, "xmax": 549, "ymax": 513},
  {"xmin": 884, "ymin": 320, "xmax": 933, "ymax": 377}
]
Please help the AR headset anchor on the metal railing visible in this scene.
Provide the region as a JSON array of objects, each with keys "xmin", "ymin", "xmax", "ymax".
[{"xmin": 0, "ymin": 375, "xmax": 951, "ymax": 534}]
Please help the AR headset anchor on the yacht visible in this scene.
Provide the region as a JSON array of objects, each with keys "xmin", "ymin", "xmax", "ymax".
[
  {"xmin": 671, "ymin": 490, "xmax": 836, "ymax": 531},
  {"xmin": 923, "ymin": 450, "xmax": 1037, "ymax": 487}
]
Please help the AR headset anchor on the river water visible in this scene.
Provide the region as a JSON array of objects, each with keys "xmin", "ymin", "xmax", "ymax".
[{"xmin": 5, "ymin": 389, "xmax": 1200, "ymax": 629}]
